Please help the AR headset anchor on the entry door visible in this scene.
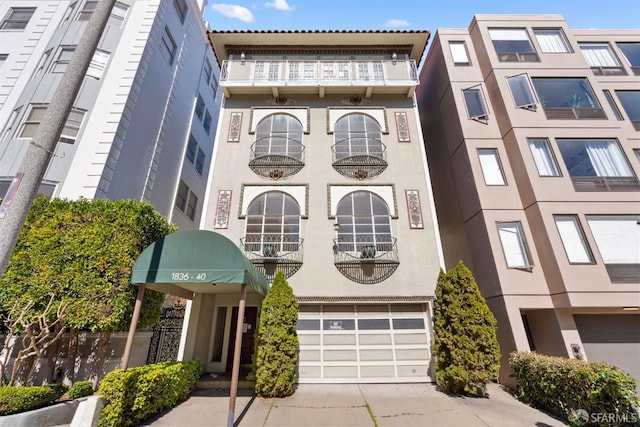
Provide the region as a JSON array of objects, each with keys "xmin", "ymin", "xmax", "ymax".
[{"xmin": 227, "ymin": 306, "xmax": 258, "ymax": 368}]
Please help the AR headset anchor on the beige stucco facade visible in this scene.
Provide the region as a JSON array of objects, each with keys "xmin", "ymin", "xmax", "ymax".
[
  {"xmin": 179, "ymin": 31, "xmax": 444, "ymax": 383},
  {"xmin": 417, "ymin": 14, "xmax": 640, "ymax": 388}
]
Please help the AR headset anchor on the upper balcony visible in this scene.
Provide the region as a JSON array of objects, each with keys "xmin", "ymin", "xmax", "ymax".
[{"xmin": 219, "ymin": 59, "xmax": 419, "ymax": 98}]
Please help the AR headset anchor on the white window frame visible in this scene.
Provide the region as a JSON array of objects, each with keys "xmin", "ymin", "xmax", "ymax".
[
  {"xmin": 173, "ymin": 0, "xmax": 188, "ymax": 24},
  {"xmin": 533, "ymin": 28, "xmax": 571, "ymax": 53},
  {"xmin": 18, "ymin": 104, "xmax": 85, "ymax": 144},
  {"xmin": 51, "ymin": 46, "xmax": 75, "ymax": 73},
  {"xmin": 107, "ymin": 1, "xmax": 128, "ymax": 27},
  {"xmin": 1, "ymin": 7, "xmax": 36, "ymax": 30},
  {"xmin": 86, "ymin": 49, "xmax": 110, "ymax": 79},
  {"xmin": 477, "ymin": 148, "xmax": 506, "ymax": 186},
  {"xmin": 507, "ymin": 74, "xmax": 537, "ymax": 109},
  {"xmin": 554, "ymin": 215, "xmax": 594, "ymax": 264},
  {"xmin": 462, "ymin": 86, "xmax": 489, "ymax": 121},
  {"xmin": 497, "ymin": 221, "xmax": 533, "ymax": 270},
  {"xmin": 175, "ymin": 180, "xmax": 189, "ymax": 212},
  {"xmin": 160, "ymin": 26, "xmax": 177, "ymax": 66},
  {"xmin": 528, "ymin": 138, "xmax": 561, "ymax": 177},
  {"xmin": 76, "ymin": 1, "xmax": 97, "ymax": 21},
  {"xmin": 186, "ymin": 191, "xmax": 198, "ymax": 220},
  {"xmin": 195, "ymin": 148, "xmax": 205, "ymax": 175},
  {"xmin": 449, "ymin": 41, "xmax": 470, "ymax": 66}
]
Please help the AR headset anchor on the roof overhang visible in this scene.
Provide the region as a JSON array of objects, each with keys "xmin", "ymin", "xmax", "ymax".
[
  {"xmin": 207, "ymin": 30, "xmax": 430, "ymax": 66},
  {"xmin": 131, "ymin": 230, "xmax": 269, "ymax": 299}
]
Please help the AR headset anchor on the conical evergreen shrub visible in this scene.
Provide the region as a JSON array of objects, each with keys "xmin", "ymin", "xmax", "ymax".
[
  {"xmin": 433, "ymin": 261, "xmax": 501, "ymax": 396},
  {"xmin": 254, "ymin": 271, "xmax": 299, "ymax": 397}
]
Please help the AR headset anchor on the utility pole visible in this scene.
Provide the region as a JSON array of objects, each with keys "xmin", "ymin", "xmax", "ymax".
[{"xmin": 0, "ymin": 0, "xmax": 117, "ymax": 279}]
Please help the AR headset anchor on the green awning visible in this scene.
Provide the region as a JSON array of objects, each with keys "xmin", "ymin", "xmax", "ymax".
[{"xmin": 131, "ymin": 230, "xmax": 269, "ymax": 296}]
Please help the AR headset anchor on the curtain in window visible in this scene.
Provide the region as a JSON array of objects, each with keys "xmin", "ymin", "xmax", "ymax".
[
  {"xmin": 580, "ymin": 44, "xmax": 619, "ymax": 67},
  {"xmin": 587, "ymin": 216, "xmax": 640, "ymax": 264},
  {"xmin": 585, "ymin": 141, "xmax": 633, "ymax": 177},
  {"xmin": 535, "ymin": 31, "xmax": 569, "ymax": 53},
  {"xmin": 528, "ymin": 139, "xmax": 559, "ymax": 176}
]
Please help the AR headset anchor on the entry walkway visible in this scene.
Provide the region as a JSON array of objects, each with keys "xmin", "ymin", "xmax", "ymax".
[{"xmin": 142, "ymin": 383, "xmax": 567, "ymax": 426}]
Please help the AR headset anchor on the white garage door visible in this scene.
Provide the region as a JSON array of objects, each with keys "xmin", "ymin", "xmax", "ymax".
[{"xmin": 297, "ymin": 303, "xmax": 433, "ymax": 383}]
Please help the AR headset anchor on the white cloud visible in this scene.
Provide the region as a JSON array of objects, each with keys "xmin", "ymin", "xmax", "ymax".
[
  {"xmin": 385, "ymin": 18, "xmax": 410, "ymax": 28},
  {"xmin": 211, "ymin": 3, "xmax": 255, "ymax": 22},
  {"xmin": 264, "ymin": 0, "xmax": 293, "ymax": 11}
]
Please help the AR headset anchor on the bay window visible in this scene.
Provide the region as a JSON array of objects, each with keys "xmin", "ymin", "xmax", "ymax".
[
  {"xmin": 615, "ymin": 91, "xmax": 640, "ymax": 130},
  {"xmin": 556, "ymin": 138, "xmax": 638, "ymax": 191},
  {"xmin": 617, "ymin": 42, "xmax": 640, "ymax": 75},
  {"xmin": 531, "ymin": 78, "xmax": 605, "ymax": 119}
]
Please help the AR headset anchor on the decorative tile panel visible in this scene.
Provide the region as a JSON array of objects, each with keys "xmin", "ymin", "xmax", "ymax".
[
  {"xmin": 213, "ymin": 190, "xmax": 232, "ymax": 229},
  {"xmin": 395, "ymin": 112, "xmax": 411, "ymax": 142},
  {"xmin": 227, "ymin": 112, "xmax": 242, "ymax": 142},
  {"xmin": 405, "ymin": 190, "xmax": 424, "ymax": 229}
]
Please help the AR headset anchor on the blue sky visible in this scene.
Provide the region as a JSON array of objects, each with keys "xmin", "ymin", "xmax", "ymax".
[{"xmin": 204, "ymin": 0, "xmax": 640, "ymax": 31}]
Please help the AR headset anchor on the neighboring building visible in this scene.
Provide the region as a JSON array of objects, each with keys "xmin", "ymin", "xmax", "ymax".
[
  {"xmin": 0, "ymin": 0, "xmax": 220, "ymax": 229},
  {"xmin": 177, "ymin": 30, "xmax": 445, "ymax": 383},
  {"xmin": 417, "ymin": 14, "xmax": 640, "ymax": 386}
]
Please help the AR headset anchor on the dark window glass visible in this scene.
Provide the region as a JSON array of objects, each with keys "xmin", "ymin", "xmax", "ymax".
[{"xmin": 392, "ymin": 318, "xmax": 425, "ymax": 329}]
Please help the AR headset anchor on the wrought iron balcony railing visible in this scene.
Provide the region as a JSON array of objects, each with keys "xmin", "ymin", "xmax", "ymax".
[
  {"xmin": 332, "ymin": 236, "xmax": 399, "ymax": 284},
  {"xmin": 331, "ymin": 137, "xmax": 388, "ymax": 179},
  {"xmin": 241, "ymin": 235, "xmax": 303, "ymax": 279},
  {"xmin": 220, "ymin": 59, "xmax": 418, "ymax": 86},
  {"xmin": 248, "ymin": 137, "xmax": 305, "ymax": 179}
]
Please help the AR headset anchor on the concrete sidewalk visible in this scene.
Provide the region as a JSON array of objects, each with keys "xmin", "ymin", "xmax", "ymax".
[{"xmin": 142, "ymin": 383, "xmax": 567, "ymax": 427}]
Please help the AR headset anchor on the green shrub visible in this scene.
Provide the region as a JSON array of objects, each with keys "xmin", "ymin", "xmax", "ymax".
[
  {"xmin": 432, "ymin": 261, "xmax": 501, "ymax": 396},
  {"xmin": 510, "ymin": 352, "xmax": 639, "ymax": 426},
  {"xmin": 0, "ymin": 384, "xmax": 68, "ymax": 415},
  {"xmin": 97, "ymin": 360, "xmax": 200, "ymax": 427},
  {"xmin": 68, "ymin": 380, "xmax": 94, "ymax": 399},
  {"xmin": 254, "ymin": 271, "xmax": 299, "ymax": 397}
]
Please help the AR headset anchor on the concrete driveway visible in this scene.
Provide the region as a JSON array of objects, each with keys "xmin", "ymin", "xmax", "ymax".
[{"xmin": 142, "ymin": 383, "xmax": 567, "ymax": 427}]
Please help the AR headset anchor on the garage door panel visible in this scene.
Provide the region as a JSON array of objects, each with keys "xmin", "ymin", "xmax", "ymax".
[
  {"xmin": 324, "ymin": 350, "xmax": 357, "ymax": 361},
  {"xmin": 361, "ymin": 365, "xmax": 395, "ymax": 377},
  {"xmin": 297, "ymin": 304, "xmax": 432, "ymax": 383},
  {"xmin": 325, "ymin": 366, "xmax": 358, "ymax": 377},
  {"xmin": 394, "ymin": 333, "xmax": 428, "ymax": 344},
  {"xmin": 359, "ymin": 349, "xmax": 394, "ymax": 361},
  {"xmin": 298, "ymin": 334, "xmax": 320, "ymax": 345},
  {"xmin": 323, "ymin": 335, "xmax": 356, "ymax": 345},
  {"xmin": 397, "ymin": 365, "xmax": 430, "ymax": 377},
  {"xmin": 396, "ymin": 348, "xmax": 430, "ymax": 360},
  {"xmin": 359, "ymin": 334, "xmax": 392, "ymax": 345}
]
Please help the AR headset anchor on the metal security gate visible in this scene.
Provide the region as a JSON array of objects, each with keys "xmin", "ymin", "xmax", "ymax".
[
  {"xmin": 297, "ymin": 303, "xmax": 433, "ymax": 383},
  {"xmin": 146, "ymin": 303, "xmax": 186, "ymax": 364}
]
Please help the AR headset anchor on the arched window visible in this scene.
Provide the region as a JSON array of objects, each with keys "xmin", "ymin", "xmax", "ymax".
[
  {"xmin": 254, "ymin": 114, "xmax": 303, "ymax": 160},
  {"xmin": 333, "ymin": 114, "xmax": 383, "ymax": 159},
  {"xmin": 336, "ymin": 191, "xmax": 392, "ymax": 253},
  {"xmin": 245, "ymin": 192, "xmax": 300, "ymax": 254}
]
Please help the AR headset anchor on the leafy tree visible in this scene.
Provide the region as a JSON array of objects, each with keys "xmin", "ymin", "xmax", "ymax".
[
  {"xmin": 254, "ymin": 271, "xmax": 299, "ymax": 397},
  {"xmin": 0, "ymin": 198, "xmax": 176, "ymax": 384},
  {"xmin": 432, "ymin": 261, "xmax": 501, "ymax": 396}
]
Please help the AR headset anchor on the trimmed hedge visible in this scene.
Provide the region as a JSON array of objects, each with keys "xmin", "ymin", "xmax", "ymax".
[
  {"xmin": 510, "ymin": 352, "xmax": 639, "ymax": 426},
  {"xmin": 97, "ymin": 360, "xmax": 201, "ymax": 427},
  {"xmin": 432, "ymin": 262, "xmax": 501, "ymax": 396},
  {"xmin": 68, "ymin": 380, "xmax": 94, "ymax": 399},
  {"xmin": 0, "ymin": 384, "xmax": 68, "ymax": 415}
]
